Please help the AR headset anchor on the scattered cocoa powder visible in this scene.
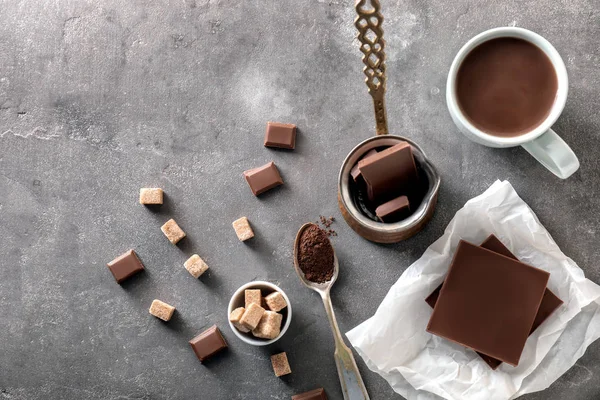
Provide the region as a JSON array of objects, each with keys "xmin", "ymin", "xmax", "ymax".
[
  {"xmin": 317, "ymin": 215, "xmax": 337, "ymax": 236},
  {"xmin": 297, "ymin": 224, "xmax": 334, "ymax": 283}
]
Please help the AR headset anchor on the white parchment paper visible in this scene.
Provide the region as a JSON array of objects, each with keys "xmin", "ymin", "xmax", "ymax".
[{"xmin": 346, "ymin": 180, "xmax": 600, "ymax": 400}]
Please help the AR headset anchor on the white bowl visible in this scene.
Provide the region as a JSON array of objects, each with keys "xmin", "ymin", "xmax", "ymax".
[{"xmin": 227, "ymin": 281, "xmax": 292, "ymax": 346}]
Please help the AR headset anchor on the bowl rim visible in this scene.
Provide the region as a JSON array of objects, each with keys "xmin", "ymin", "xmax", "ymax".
[
  {"xmin": 227, "ymin": 280, "xmax": 292, "ymax": 346},
  {"xmin": 338, "ymin": 135, "xmax": 441, "ymax": 234}
]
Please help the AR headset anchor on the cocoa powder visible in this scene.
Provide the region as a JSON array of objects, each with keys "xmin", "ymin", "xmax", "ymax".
[{"xmin": 297, "ymin": 224, "xmax": 334, "ymax": 283}]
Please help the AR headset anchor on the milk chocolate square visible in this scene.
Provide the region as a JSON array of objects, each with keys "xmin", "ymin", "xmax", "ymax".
[
  {"xmin": 375, "ymin": 195, "xmax": 410, "ymax": 222},
  {"xmin": 426, "ymin": 240, "xmax": 550, "ymax": 366},
  {"xmin": 264, "ymin": 122, "xmax": 296, "ymax": 149},
  {"xmin": 243, "ymin": 162, "xmax": 283, "ymax": 196},
  {"xmin": 189, "ymin": 325, "xmax": 227, "ymax": 362},
  {"xmin": 107, "ymin": 250, "xmax": 144, "ymax": 283},
  {"xmin": 425, "ymin": 235, "xmax": 563, "ymax": 369},
  {"xmin": 358, "ymin": 142, "xmax": 418, "ymax": 203},
  {"xmin": 292, "ymin": 388, "xmax": 327, "ymax": 400},
  {"xmin": 350, "ymin": 149, "xmax": 378, "ymax": 182}
]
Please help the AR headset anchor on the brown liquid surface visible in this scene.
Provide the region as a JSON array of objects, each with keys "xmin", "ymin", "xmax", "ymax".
[{"xmin": 456, "ymin": 38, "xmax": 558, "ymax": 137}]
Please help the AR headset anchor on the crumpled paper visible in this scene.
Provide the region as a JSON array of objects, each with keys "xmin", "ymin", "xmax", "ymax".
[{"xmin": 346, "ymin": 180, "xmax": 600, "ymax": 400}]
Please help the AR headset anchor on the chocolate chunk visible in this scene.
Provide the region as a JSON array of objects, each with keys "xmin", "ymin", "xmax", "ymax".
[
  {"xmin": 292, "ymin": 388, "xmax": 327, "ymax": 400},
  {"xmin": 425, "ymin": 235, "xmax": 563, "ymax": 369},
  {"xmin": 243, "ymin": 162, "xmax": 283, "ymax": 196},
  {"xmin": 350, "ymin": 149, "xmax": 378, "ymax": 182},
  {"xmin": 189, "ymin": 325, "xmax": 228, "ymax": 362},
  {"xmin": 426, "ymin": 240, "xmax": 550, "ymax": 366},
  {"xmin": 375, "ymin": 195, "xmax": 410, "ymax": 222},
  {"xmin": 264, "ymin": 122, "xmax": 296, "ymax": 149},
  {"xmin": 106, "ymin": 250, "xmax": 144, "ymax": 283},
  {"xmin": 358, "ymin": 142, "xmax": 418, "ymax": 203}
]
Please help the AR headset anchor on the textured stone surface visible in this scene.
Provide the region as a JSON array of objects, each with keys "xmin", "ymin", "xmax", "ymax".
[{"xmin": 0, "ymin": 1, "xmax": 599, "ymax": 399}]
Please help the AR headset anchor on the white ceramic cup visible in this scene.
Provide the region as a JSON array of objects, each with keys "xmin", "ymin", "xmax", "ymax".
[
  {"xmin": 227, "ymin": 281, "xmax": 292, "ymax": 346},
  {"xmin": 446, "ymin": 27, "xmax": 579, "ymax": 179}
]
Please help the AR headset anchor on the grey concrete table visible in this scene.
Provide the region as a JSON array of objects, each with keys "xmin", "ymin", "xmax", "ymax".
[{"xmin": 1, "ymin": 1, "xmax": 599, "ymax": 399}]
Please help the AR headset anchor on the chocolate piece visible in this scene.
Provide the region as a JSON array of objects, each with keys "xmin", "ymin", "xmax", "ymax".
[
  {"xmin": 264, "ymin": 122, "xmax": 296, "ymax": 149},
  {"xmin": 375, "ymin": 195, "xmax": 410, "ymax": 222},
  {"xmin": 358, "ymin": 142, "xmax": 418, "ymax": 203},
  {"xmin": 189, "ymin": 325, "xmax": 228, "ymax": 362},
  {"xmin": 350, "ymin": 149, "xmax": 378, "ymax": 182},
  {"xmin": 271, "ymin": 352, "xmax": 292, "ymax": 377},
  {"xmin": 425, "ymin": 235, "xmax": 563, "ymax": 369},
  {"xmin": 426, "ymin": 240, "xmax": 549, "ymax": 366},
  {"xmin": 292, "ymin": 388, "xmax": 327, "ymax": 400},
  {"xmin": 243, "ymin": 162, "xmax": 283, "ymax": 196},
  {"xmin": 106, "ymin": 249, "xmax": 144, "ymax": 283},
  {"xmin": 297, "ymin": 224, "xmax": 334, "ymax": 283}
]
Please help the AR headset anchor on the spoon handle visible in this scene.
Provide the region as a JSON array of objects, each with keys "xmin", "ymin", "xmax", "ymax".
[
  {"xmin": 320, "ymin": 292, "xmax": 370, "ymax": 400},
  {"xmin": 355, "ymin": 0, "xmax": 388, "ymax": 136}
]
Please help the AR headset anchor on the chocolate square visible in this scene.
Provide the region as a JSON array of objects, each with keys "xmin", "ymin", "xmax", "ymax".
[
  {"xmin": 189, "ymin": 325, "xmax": 227, "ymax": 362},
  {"xmin": 426, "ymin": 240, "xmax": 550, "ymax": 366},
  {"xmin": 292, "ymin": 388, "xmax": 327, "ymax": 400},
  {"xmin": 264, "ymin": 122, "xmax": 296, "ymax": 149},
  {"xmin": 425, "ymin": 235, "xmax": 563, "ymax": 369},
  {"xmin": 375, "ymin": 195, "xmax": 410, "ymax": 222},
  {"xmin": 243, "ymin": 162, "xmax": 283, "ymax": 196},
  {"xmin": 357, "ymin": 142, "xmax": 418, "ymax": 204},
  {"xmin": 350, "ymin": 149, "xmax": 378, "ymax": 182},
  {"xmin": 106, "ymin": 250, "xmax": 144, "ymax": 283}
]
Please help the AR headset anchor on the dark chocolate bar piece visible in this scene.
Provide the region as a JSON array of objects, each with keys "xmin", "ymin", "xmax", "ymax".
[
  {"xmin": 358, "ymin": 142, "xmax": 418, "ymax": 203},
  {"xmin": 107, "ymin": 250, "xmax": 144, "ymax": 283},
  {"xmin": 426, "ymin": 240, "xmax": 549, "ymax": 366},
  {"xmin": 292, "ymin": 388, "xmax": 327, "ymax": 400},
  {"xmin": 189, "ymin": 325, "xmax": 228, "ymax": 362},
  {"xmin": 425, "ymin": 235, "xmax": 563, "ymax": 369},
  {"xmin": 350, "ymin": 149, "xmax": 378, "ymax": 182},
  {"xmin": 243, "ymin": 162, "xmax": 283, "ymax": 196},
  {"xmin": 264, "ymin": 122, "xmax": 296, "ymax": 149},
  {"xmin": 376, "ymin": 195, "xmax": 410, "ymax": 222}
]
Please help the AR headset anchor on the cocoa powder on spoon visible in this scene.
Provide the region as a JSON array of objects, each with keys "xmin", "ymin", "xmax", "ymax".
[{"xmin": 297, "ymin": 224, "xmax": 334, "ymax": 283}]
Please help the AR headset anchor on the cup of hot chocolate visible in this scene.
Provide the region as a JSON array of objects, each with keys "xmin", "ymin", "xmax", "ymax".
[{"xmin": 446, "ymin": 27, "xmax": 579, "ymax": 179}]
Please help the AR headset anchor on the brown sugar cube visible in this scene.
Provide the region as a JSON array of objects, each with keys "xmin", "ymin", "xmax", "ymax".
[
  {"xmin": 229, "ymin": 307, "xmax": 251, "ymax": 333},
  {"xmin": 270, "ymin": 352, "xmax": 292, "ymax": 377},
  {"xmin": 184, "ymin": 254, "xmax": 209, "ymax": 278},
  {"xmin": 264, "ymin": 291, "xmax": 287, "ymax": 312},
  {"xmin": 149, "ymin": 299, "xmax": 175, "ymax": 322},
  {"xmin": 252, "ymin": 311, "xmax": 283, "ymax": 339},
  {"xmin": 245, "ymin": 289, "xmax": 262, "ymax": 308},
  {"xmin": 232, "ymin": 217, "xmax": 254, "ymax": 241},
  {"xmin": 106, "ymin": 249, "xmax": 144, "ymax": 283},
  {"xmin": 139, "ymin": 188, "xmax": 163, "ymax": 205},
  {"xmin": 161, "ymin": 218, "xmax": 186, "ymax": 244},
  {"xmin": 239, "ymin": 302, "xmax": 265, "ymax": 331}
]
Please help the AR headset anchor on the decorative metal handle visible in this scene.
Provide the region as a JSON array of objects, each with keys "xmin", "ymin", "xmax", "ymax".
[
  {"xmin": 355, "ymin": 0, "xmax": 388, "ymax": 136},
  {"xmin": 320, "ymin": 291, "xmax": 370, "ymax": 400}
]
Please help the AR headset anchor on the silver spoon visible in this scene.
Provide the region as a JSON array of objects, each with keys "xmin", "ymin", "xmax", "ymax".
[{"xmin": 293, "ymin": 223, "xmax": 370, "ymax": 400}]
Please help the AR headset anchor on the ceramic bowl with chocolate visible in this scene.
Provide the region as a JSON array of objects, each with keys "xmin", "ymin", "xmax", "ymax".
[{"xmin": 227, "ymin": 281, "xmax": 292, "ymax": 346}]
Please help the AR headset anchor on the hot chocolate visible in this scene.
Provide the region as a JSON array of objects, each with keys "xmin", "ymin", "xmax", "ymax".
[{"xmin": 456, "ymin": 37, "xmax": 558, "ymax": 137}]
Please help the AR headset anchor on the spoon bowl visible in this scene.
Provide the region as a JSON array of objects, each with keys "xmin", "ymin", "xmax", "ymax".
[{"xmin": 293, "ymin": 223, "xmax": 339, "ymax": 294}]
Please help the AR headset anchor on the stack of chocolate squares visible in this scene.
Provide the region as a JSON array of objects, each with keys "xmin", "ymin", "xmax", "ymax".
[
  {"xmin": 426, "ymin": 236, "xmax": 563, "ymax": 369},
  {"xmin": 350, "ymin": 141, "xmax": 422, "ymax": 223}
]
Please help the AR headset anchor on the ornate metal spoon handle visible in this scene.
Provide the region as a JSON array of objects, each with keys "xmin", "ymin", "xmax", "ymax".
[{"xmin": 355, "ymin": 0, "xmax": 388, "ymax": 135}]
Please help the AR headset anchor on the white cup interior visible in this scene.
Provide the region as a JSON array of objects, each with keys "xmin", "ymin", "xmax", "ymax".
[
  {"xmin": 227, "ymin": 281, "xmax": 292, "ymax": 346},
  {"xmin": 446, "ymin": 27, "xmax": 568, "ymax": 146}
]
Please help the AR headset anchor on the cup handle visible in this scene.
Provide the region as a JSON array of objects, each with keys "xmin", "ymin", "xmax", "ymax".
[{"xmin": 521, "ymin": 128, "xmax": 580, "ymax": 179}]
